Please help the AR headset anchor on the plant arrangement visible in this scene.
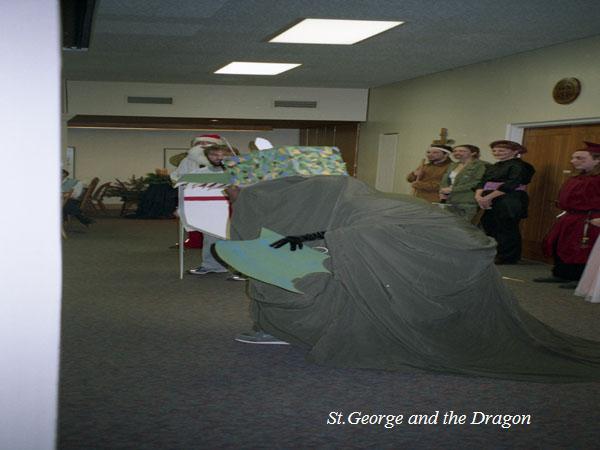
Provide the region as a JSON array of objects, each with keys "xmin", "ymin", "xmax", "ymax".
[{"xmin": 105, "ymin": 173, "xmax": 172, "ymax": 198}]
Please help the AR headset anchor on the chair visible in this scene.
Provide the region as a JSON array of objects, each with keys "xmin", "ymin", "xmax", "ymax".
[
  {"xmin": 61, "ymin": 191, "xmax": 72, "ymax": 238},
  {"xmin": 91, "ymin": 182, "xmax": 113, "ymax": 215},
  {"xmin": 79, "ymin": 177, "xmax": 99, "ymax": 214},
  {"xmin": 114, "ymin": 178, "xmax": 142, "ymax": 216},
  {"xmin": 119, "ymin": 191, "xmax": 141, "ymax": 216}
]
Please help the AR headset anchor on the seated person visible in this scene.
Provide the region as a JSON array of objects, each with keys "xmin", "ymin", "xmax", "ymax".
[{"xmin": 61, "ymin": 170, "xmax": 93, "ymax": 226}]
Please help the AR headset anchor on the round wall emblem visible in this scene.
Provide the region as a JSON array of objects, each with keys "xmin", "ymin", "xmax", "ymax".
[{"xmin": 552, "ymin": 78, "xmax": 581, "ymax": 104}]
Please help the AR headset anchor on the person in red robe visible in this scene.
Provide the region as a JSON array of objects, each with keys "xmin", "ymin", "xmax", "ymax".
[{"xmin": 535, "ymin": 141, "xmax": 600, "ymax": 288}]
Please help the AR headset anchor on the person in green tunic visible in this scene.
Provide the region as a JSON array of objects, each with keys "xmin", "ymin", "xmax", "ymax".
[
  {"xmin": 439, "ymin": 144, "xmax": 488, "ymax": 222},
  {"xmin": 225, "ymin": 174, "xmax": 600, "ymax": 382}
]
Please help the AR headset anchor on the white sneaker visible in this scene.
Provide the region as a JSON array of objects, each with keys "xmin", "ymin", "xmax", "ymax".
[
  {"xmin": 234, "ymin": 331, "xmax": 289, "ymax": 345},
  {"xmin": 188, "ymin": 267, "xmax": 228, "ymax": 275},
  {"xmin": 227, "ymin": 274, "xmax": 248, "ymax": 281}
]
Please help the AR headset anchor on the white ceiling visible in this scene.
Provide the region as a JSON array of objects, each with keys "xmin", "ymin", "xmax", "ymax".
[{"xmin": 62, "ymin": 0, "xmax": 600, "ymax": 88}]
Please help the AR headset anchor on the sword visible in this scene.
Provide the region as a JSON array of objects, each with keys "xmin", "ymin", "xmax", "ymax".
[{"xmin": 581, "ymin": 212, "xmax": 592, "ymax": 248}]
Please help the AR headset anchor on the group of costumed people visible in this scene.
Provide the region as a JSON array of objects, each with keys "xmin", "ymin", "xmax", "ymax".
[
  {"xmin": 170, "ymin": 137, "xmax": 600, "ymax": 382},
  {"xmin": 407, "ymin": 139, "xmax": 600, "ymax": 297},
  {"xmin": 407, "ymin": 140, "xmax": 535, "ymax": 264}
]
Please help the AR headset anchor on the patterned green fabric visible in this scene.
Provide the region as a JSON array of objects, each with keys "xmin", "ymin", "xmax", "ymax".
[{"xmin": 223, "ymin": 146, "xmax": 347, "ymax": 186}]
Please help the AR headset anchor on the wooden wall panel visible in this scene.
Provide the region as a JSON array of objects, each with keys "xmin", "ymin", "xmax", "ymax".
[
  {"xmin": 298, "ymin": 123, "xmax": 360, "ymax": 176},
  {"xmin": 333, "ymin": 123, "xmax": 359, "ymax": 176}
]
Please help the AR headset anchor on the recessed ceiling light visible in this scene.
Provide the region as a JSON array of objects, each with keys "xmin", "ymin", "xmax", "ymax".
[
  {"xmin": 210, "ymin": 119, "xmax": 219, "ymax": 122},
  {"xmin": 215, "ymin": 62, "xmax": 301, "ymax": 75},
  {"xmin": 269, "ymin": 18, "xmax": 404, "ymax": 45}
]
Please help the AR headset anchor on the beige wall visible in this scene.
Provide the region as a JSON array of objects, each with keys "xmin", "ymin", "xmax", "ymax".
[
  {"xmin": 67, "ymin": 81, "xmax": 368, "ymax": 121},
  {"xmin": 66, "ymin": 128, "xmax": 299, "ymax": 202},
  {"xmin": 358, "ymin": 35, "xmax": 600, "ymax": 194}
]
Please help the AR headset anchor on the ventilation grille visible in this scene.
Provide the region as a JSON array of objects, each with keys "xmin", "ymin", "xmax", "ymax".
[
  {"xmin": 127, "ymin": 96, "xmax": 173, "ymax": 105},
  {"xmin": 273, "ymin": 100, "xmax": 317, "ymax": 108}
]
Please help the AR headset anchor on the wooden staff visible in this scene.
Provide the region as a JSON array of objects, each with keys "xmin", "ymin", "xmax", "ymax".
[
  {"xmin": 415, "ymin": 158, "xmax": 427, "ymax": 181},
  {"xmin": 412, "ymin": 158, "xmax": 427, "ymax": 195}
]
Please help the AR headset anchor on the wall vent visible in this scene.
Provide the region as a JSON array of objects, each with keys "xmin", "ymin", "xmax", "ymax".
[
  {"xmin": 127, "ymin": 96, "xmax": 173, "ymax": 105},
  {"xmin": 273, "ymin": 100, "xmax": 317, "ymax": 108}
]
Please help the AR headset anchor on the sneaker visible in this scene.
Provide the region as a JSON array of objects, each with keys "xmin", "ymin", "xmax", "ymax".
[
  {"xmin": 188, "ymin": 266, "xmax": 228, "ymax": 275},
  {"xmin": 234, "ymin": 331, "xmax": 289, "ymax": 345},
  {"xmin": 78, "ymin": 216, "xmax": 95, "ymax": 226},
  {"xmin": 227, "ymin": 274, "xmax": 248, "ymax": 281},
  {"xmin": 533, "ymin": 276, "xmax": 568, "ymax": 283},
  {"xmin": 494, "ymin": 257, "xmax": 518, "ymax": 265}
]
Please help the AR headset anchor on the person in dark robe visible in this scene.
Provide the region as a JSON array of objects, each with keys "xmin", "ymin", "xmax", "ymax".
[
  {"xmin": 223, "ymin": 175, "xmax": 600, "ymax": 382},
  {"xmin": 534, "ymin": 141, "xmax": 600, "ymax": 288},
  {"xmin": 475, "ymin": 140, "xmax": 535, "ymax": 264}
]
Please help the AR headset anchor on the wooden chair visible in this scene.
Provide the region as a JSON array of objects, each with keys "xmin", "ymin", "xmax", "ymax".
[
  {"xmin": 114, "ymin": 178, "xmax": 142, "ymax": 216},
  {"xmin": 119, "ymin": 191, "xmax": 140, "ymax": 216},
  {"xmin": 80, "ymin": 177, "xmax": 99, "ymax": 214},
  {"xmin": 91, "ymin": 182, "xmax": 113, "ymax": 215}
]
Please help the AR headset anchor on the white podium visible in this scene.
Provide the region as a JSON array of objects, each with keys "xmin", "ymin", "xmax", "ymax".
[{"xmin": 177, "ymin": 183, "xmax": 230, "ymax": 278}]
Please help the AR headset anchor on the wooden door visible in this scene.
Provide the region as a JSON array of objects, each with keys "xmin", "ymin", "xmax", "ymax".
[
  {"xmin": 333, "ymin": 123, "xmax": 360, "ymax": 176},
  {"xmin": 521, "ymin": 124, "xmax": 600, "ymax": 261},
  {"xmin": 299, "ymin": 123, "xmax": 360, "ymax": 175}
]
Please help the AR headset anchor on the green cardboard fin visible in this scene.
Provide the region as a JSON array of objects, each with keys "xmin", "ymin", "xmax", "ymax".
[{"xmin": 215, "ymin": 228, "xmax": 330, "ymax": 293}]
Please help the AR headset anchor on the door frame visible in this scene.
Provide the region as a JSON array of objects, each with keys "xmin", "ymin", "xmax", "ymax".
[
  {"xmin": 506, "ymin": 116, "xmax": 600, "ymax": 261},
  {"xmin": 375, "ymin": 133, "xmax": 400, "ymax": 192},
  {"xmin": 506, "ymin": 116, "xmax": 600, "ymax": 142}
]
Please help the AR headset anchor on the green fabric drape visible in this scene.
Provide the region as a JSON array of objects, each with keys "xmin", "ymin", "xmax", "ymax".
[{"xmin": 230, "ymin": 175, "xmax": 600, "ymax": 382}]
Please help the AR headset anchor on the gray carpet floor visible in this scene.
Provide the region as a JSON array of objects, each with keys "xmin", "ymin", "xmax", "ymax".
[{"xmin": 59, "ymin": 217, "xmax": 600, "ymax": 449}]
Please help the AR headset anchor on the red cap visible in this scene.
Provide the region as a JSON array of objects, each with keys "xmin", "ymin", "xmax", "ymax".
[
  {"xmin": 578, "ymin": 141, "xmax": 600, "ymax": 154},
  {"xmin": 191, "ymin": 134, "xmax": 223, "ymax": 146},
  {"xmin": 490, "ymin": 140, "xmax": 527, "ymax": 154}
]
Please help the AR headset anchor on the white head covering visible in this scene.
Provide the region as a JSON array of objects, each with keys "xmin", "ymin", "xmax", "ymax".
[
  {"xmin": 430, "ymin": 145, "xmax": 452, "ymax": 155},
  {"xmin": 254, "ymin": 137, "xmax": 273, "ymax": 150},
  {"xmin": 191, "ymin": 133, "xmax": 237, "ymax": 155},
  {"xmin": 187, "ymin": 146, "xmax": 210, "ymax": 166}
]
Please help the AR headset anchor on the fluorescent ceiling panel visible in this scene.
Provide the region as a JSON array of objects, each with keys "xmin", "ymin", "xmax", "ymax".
[
  {"xmin": 215, "ymin": 62, "xmax": 301, "ymax": 75},
  {"xmin": 269, "ymin": 18, "xmax": 404, "ymax": 45}
]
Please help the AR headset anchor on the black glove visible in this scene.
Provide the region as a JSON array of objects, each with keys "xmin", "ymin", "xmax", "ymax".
[{"xmin": 270, "ymin": 231, "xmax": 326, "ymax": 251}]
